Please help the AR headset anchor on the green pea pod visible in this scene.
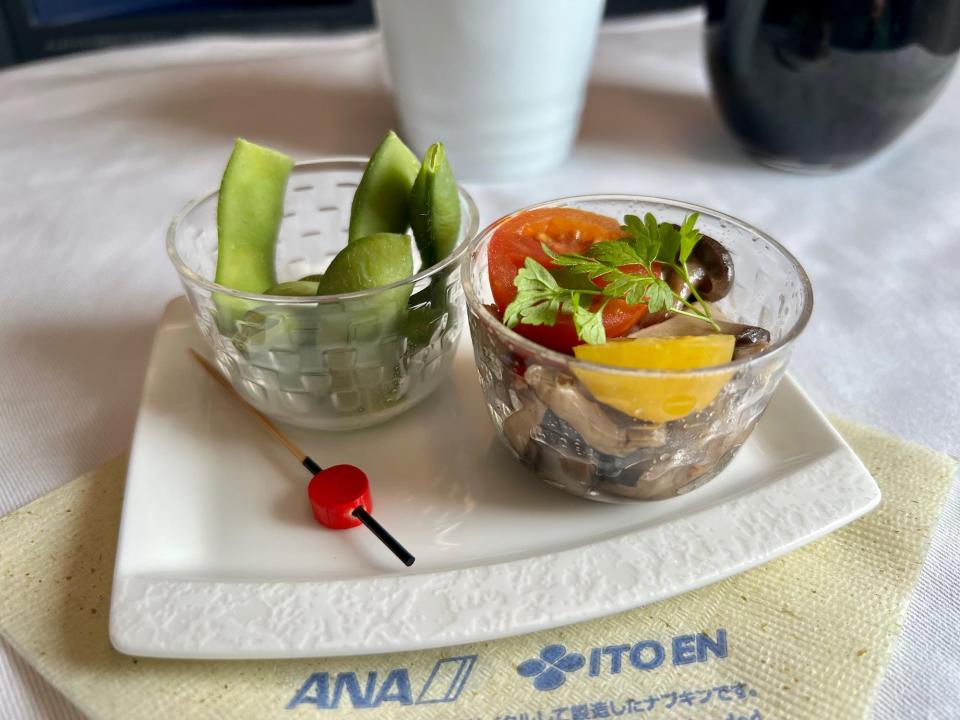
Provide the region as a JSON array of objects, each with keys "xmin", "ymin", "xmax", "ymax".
[
  {"xmin": 348, "ymin": 131, "xmax": 420, "ymax": 244},
  {"xmin": 215, "ymin": 138, "xmax": 294, "ymax": 332},
  {"xmin": 409, "ymin": 142, "xmax": 461, "ymax": 267}
]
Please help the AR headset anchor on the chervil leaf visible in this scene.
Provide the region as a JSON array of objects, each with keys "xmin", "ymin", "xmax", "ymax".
[
  {"xmin": 551, "ymin": 254, "xmax": 606, "ymax": 277},
  {"xmin": 559, "ymin": 291, "xmax": 580, "ymax": 316},
  {"xmin": 644, "ymin": 278, "xmax": 675, "ymax": 314},
  {"xmin": 588, "ymin": 240, "xmax": 644, "ymax": 267},
  {"xmin": 515, "ymin": 256, "xmax": 559, "ymax": 292},
  {"xmin": 623, "ymin": 214, "xmax": 646, "ymax": 234},
  {"xmin": 521, "ymin": 296, "xmax": 561, "ymax": 326},
  {"xmin": 679, "ymin": 212, "xmax": 699, "ymax": 236},
  {"xmin": 550, "ymin": 266, "xmax": 601, "ymax": 292},
  {"xmin": 656, "ymin": 222, "xmax": 681, "ymax": 264},
  {"xmin": 624, "ymin": 275, "xmax": 655, "ymax": 305},
  {"xmin": 503, "ymin": 298, "xmax": 525, "ymax": 328},
  {"xmin": 541, "ymin": 242, "xmax": 607, "ymax": 276},
  {"xmin": 678, "ymin": 212, "xmax": 702, "ymax": 264},
  {"xmin": 620, "ymin": 216, "xmax": 658, "ymax": 266},
  {"xmin": 504, "ymin": 257, "xmax": 599, "ymax": 332},
  {"xmin": 643, "ymin": 213, "xmax": 660, "ymax": 249},
  {"xmin": 572, "ymin": 302, "xmax": 607, "ymax": 345},
  {"xmin": 504, "ymin": 258, "xmax": 566, "ymax": 328},
  {"xmin": 599, "ymin": 273, "xmax": 636, "ymax": 299}
]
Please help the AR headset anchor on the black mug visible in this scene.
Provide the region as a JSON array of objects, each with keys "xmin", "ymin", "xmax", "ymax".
[{"xmin": 706, "ymin": 0, "xmax": 960, "ymax": 170}]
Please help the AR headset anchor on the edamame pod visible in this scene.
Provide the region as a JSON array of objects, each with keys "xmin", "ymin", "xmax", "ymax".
[
  {"xmin": 348, "ymin": 131, "xmax": 420, "ymax": 243},
  {"xmin": 409, "ymin": 142, "xmax": 461, "ymax": 267},
  {"xmin": 318, "ymin": 232, "xmax": 413, "ymax": 296},
  {"xmin": 318, "ymin": 232, "xmax": 415, "ymax": 341},
  {"xmin": 216, "ymin": 138, "xmax": 294, "ymax": 292},
  {"xmin": 215, "ymin": 138, "xmax": 294, "ymax": 331},
  {"xmin": 264, "ymin": 280, "xmax": 320, "ymax": 296}
]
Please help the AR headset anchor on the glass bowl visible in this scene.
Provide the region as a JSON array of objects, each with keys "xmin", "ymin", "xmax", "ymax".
[
  {"xmin": 461, "ymin": 195, "xmax": 813, "ymax": 502},
  {"xmin": 167, "ymin": 158, "xmax": 479, "ymax": 430}
]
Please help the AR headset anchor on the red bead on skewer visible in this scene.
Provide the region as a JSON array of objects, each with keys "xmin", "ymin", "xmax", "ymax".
[
  {"xmin": 308, "ymin": 464, "xmax": 372, "ymax": 529},
  {"xmin": 308, "ymin": 464, "xmax": 415, "ymax": 566}
]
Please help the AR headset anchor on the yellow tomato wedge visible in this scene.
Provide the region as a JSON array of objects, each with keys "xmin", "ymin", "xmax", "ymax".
[{"xmin": 573, "ymin": 335, "xmax": 736, "ymax": 424}]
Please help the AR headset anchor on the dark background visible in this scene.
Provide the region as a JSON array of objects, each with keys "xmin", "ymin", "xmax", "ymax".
[{"xmin": 0, "ymin": 0, "xmax": 700, "ymax": 67}]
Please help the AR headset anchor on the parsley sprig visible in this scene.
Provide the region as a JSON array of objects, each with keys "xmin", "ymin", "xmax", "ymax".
[{"xmin": 502, "ymin": 212, "xmax": 720, "ymax": 345}]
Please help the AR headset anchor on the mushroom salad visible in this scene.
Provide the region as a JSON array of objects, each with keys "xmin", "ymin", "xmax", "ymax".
[{"xmin": 480, "ymin": 207, "xmax": 775, "ymax": 500}]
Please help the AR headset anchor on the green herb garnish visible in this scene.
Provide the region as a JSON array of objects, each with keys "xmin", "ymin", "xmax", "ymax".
[{"xmin": 502, "ymin": 212, "xmax": 720, "ymax": 345}]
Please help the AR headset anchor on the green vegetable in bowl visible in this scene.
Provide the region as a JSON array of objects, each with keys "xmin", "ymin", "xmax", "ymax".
[
  {"xmin": 216, "ymin": 138, "xmax": 294, "ymax": 292},
  {"xmin": 215, "ymin": 138, "xmax": 294, "ymax": 331},
  {"xmin": 317, "ymin": 232, "xmax": 416, "ymax": 345},
  {"xmin": 319, "ymin": 232, "xmax": 413, "ymax": 298},
  {"xmin": 213, "ymin": 133, "xmax": 459, "ymax": 369},
  {"xmin": 347, "ymin": 131, "xmax": 420, "ymax": 243},
  {"xmin": 264, "ymin": 280, "xmax": 320, "ymax": 297},
  {"xmin": 403, "ymin": 141, "xmax": 462, "ymax": 352},
  {"xmin": 409, "ymin": 142, "xmax": 461, "ymax": 267}
]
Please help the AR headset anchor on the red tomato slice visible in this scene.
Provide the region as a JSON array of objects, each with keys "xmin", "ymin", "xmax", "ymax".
[{"xmin": 488, "ymin": 207, "xmax": 651, "ymax": 354}]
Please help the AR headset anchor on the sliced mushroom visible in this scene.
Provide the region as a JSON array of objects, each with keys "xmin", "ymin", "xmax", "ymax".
[
  {"xmin": 689, "ymin": 235, "xmax": 734, "ymax": 302},
  {"xmin": 604, "ymin": 464, "xmax": 693, "ymax": 501},
  {"xmin": 502, "ymin": 395, "xmax": 547, "ymax": 457},
  {"xmin": 529, "ymin": 440, "xmax": 598, "ymax": 496},
  {"xmin": 625, "ymin": 423, "xmax": 668, "ymax": 448},
  {"xmin": 525, "ymin": 365, "xmax": 628, "ymax": 456},
  {"xmin": 524, "ymin": 365, "xmax": 664, "ymax": 457},
  {"xmin": 627, "ymin": 313, "xmax": 770, "ymax": 358},
  {"xmin": 731, "ymin": 333, "xmax": 770, "ymax": 360}
]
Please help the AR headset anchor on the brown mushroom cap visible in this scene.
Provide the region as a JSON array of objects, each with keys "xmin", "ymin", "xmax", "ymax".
[
  {"xmin": 690, "ymin": 234, "xmax": 734, "ymax": 302},
  {"xmin": 627, "ymin": 313, "xmax": 771, "ymax": 359},
  {"xmin": 689, "ymin": 236, "xmax": 734, "ymax": 301}
]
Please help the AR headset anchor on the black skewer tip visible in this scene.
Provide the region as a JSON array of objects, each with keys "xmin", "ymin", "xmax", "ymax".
[{"xmin": 352, "ymin": 506, "xmax": 416, "ymax": 567}]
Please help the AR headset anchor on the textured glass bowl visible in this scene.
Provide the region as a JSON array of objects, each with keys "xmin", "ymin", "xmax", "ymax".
[
  {"xmin": 167, "ymin": 158, "xmax": 479, "ymax": 430},
  {"xmin": 462, "ymin": 195, "xmax": 813, "ymax": 502}
]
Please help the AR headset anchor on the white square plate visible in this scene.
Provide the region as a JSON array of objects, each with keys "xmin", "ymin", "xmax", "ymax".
[{"xmin": 110, "ymin": 298, "xmax": 880, "ymax": 659}]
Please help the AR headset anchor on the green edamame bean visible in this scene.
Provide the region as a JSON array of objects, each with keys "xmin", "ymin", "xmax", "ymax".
[
  {"xmin": 409, "ymin": 142, "xmax": 461, "ymax": 267},
  {"xmin": 348, "ymin": 131, "xmax": 420, "ymax": 244}
]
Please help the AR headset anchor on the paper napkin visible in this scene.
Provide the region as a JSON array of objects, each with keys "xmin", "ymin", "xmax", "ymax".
[{"xmin": 0, "ymin": 418, "xmax": 956, "ymax": 720}]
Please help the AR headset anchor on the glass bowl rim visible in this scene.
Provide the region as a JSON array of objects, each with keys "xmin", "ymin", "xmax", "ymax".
[
  {"xmin": 460, "ymin": 193, "xmax": 814, "ymax": 378},
  {"xmin": 165, "ymin": 157, "xmax": 480, "ymax": 305}
]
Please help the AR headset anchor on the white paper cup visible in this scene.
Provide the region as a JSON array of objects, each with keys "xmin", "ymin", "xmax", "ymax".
[{"xmin": 375, "ymin": 0, "xmax": 605, "ymax": 182}]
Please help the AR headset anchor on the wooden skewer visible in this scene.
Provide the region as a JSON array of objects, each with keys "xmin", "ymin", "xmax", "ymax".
[{"xmin": 188, "ymin": 349, "xmax": 309, "ymax": 466}]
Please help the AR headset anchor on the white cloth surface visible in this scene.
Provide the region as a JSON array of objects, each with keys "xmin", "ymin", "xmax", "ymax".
[{"xmin": 0, "ymin": 11, "xmax": 958, "ymax": 719}]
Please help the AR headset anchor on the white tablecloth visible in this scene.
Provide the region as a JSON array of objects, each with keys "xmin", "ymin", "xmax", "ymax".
[{"xmin": 1, "ymin": 11, "xmax": 957, "ymax": 719}]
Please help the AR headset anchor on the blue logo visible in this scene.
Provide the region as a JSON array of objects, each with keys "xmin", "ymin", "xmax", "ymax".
[
  {"xmin": 286, "ymin": 655, "xmax": 477, "ymax": 710},
  {"xmin": 517, "ymin": 644, "xmax": 585, "ymax": 691}
]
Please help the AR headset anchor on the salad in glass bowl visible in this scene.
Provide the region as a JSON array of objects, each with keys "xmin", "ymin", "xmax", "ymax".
[{"xmin": 462, "ymin": 196, "xmax": 812, "ymax": 502}]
